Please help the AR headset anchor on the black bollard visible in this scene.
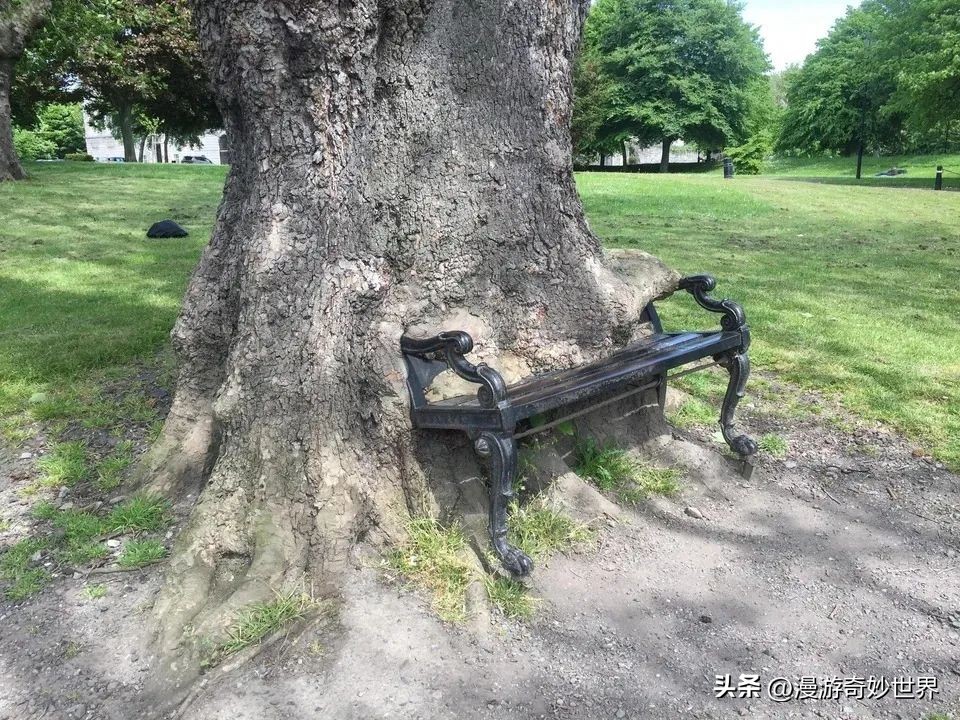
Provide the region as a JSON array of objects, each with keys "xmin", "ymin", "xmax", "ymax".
[
  {"xmin": 935, "ymin": 166, "xmax": 944, "ymax": 191},
  {"xmin": 723, "ymin": 157, "xmax": 734, "ymax": 179}
]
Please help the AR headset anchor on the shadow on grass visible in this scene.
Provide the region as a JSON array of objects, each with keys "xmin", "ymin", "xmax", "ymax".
[{"xmin": 0, "ymin": 274, "xmax": 178, "ymax": 389}]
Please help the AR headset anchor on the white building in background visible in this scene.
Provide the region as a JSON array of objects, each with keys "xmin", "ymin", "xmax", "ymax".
[
  {"xmin": 591, "ymin": 139, "xmax": 702, "ymax": 167},
  {"xmin": 82, "ymin": 111, "xmax": 230, "ymax": 164}
]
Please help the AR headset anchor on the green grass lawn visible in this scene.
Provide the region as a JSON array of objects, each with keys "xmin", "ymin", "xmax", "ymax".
[
  {"xmin": 0, "ymin": 160, "xmax": 957, "ymax": 470},
  {"xmin": 0, "ymin": 162, "xmax": 225, "ymax": 422}
]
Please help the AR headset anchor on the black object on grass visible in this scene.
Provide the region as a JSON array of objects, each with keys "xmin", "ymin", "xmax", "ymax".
[{"xmin": 147, "ymin": 220, "xmax": 189, "ymax": 238}]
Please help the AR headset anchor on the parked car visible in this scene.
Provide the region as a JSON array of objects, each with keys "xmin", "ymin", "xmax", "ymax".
[
  {"xmin": 181, "ymin": 155, "xmax": 213, "ymax": 164},
  {"xmin": 103, "ymin": 156, "xmax": 125, "ymax": 163}
]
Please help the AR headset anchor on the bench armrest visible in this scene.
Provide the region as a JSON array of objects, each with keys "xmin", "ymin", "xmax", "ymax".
[
  {"xmin": 400, "ymin": 331, "xmax": 508, "ymax": 409},
  {"xmin": 678, "ymin": 275, "xmax": 749, "ymax": 340}
]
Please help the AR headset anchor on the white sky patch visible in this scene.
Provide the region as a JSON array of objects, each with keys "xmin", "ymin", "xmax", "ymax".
[{"xmin": 741, "ymin": 0, "xmax": 863, "ymax": 70}]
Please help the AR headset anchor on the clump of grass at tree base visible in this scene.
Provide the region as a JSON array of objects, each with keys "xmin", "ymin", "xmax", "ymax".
[
  {"xmin": 203, "ymin": 590, "xmax": 316, "ymax": 668},
  {"xmin": 96, "ymin": 440, "xmax": 134, "ymax": 491},
  {"xmin": 483, "ymin": 576, "xmax": 539, "ymax": 620},
  {"xmin": 389, "ymin": 508, "xmax": 584, "ymax": 624},
  {"xmin": 83, "ymin": 584, "xmax": 107, "ymax": 600},
  {"xmin": 35, "ymin": 441, "xmax": 90, "ymax": 488},
  {"xmin": 387, "ymin": 518, "xmax": 474, "ymax": 624},
  {"xmin": 573, "ymin": 438, "xmax": 683, "ymax": 504},
  {"xmin": 18, "ymin": 380, "xmax": 159, "ymax": 438},
  {"xmin": 0, "ymin": 494, "xmax": 173, "ymax": 599},
  {"xmin": 34, "ymin": 494, "xmax": 170, "ymax": 537},
  {"xmin": 615, "ymin": 465, "xmax": 683, "ymax": 505},
  {"xmin": 32, "ymin": 502, "xmax": 110, "ymax": 567},
  {"xmin": 573, "ymin": 439, "xmax": 638, "ymax": 492},
  {"xmin": 105, "ymin": 494, "xmax": 170, "ymax": 533},
  {"xmin": 507, "ymin": 500, "xmax": 595, "ymax": 559},
  {"xmin": 667, "ymin": 397, "xmax": 717, "ymax": 429}
]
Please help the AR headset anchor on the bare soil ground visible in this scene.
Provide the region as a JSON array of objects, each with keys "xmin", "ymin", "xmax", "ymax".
[{"xmin": 1, "ymin": 379, "xmax": 957, "ymax": 720}]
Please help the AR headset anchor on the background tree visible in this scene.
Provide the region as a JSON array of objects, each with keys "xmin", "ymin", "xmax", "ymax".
[
  {"xmin": 9, "ymin": 5, "xmax": 77, "ymax": 129},
  {"xmin": 12, "ymin": 121, "xmax": 54, "ymax": 157},
  {"xmin": 776, "ymin": 1, "xmax": 904, "ymax": 177},
  {"xmin": 20, "ymin": 0, "xmax": 219, "ymax": 162},
  {"xmin": 12, "ymin": 100, "xmax": 83, "ymax": 157},
  {"xmin": 769, "ymin": 66, "xmax": 799, "ymax": 111},
  {"xmin": 137, "ymin": 0, "xmax": 676, "ymax": 689},
  {"xmin": 34, "ymin": 100, "xmax": 82, "ymax": 152},
  {"xmin": 881, "ymin": 0, "xmax": 960, "ymax": 142},
  {"xmin": 120, "ymin": 0, "xmax": 219, "ymax": 152},
  {"xmin": 1, "ymin": 0, "xmax": 52, "ymax": 180},
  {"xmin": 579, "ymin": 0, "xmax": 769, "ymax": 172},
  {"xmin": 725, "ymin": 75, "xmax": 780, "ymax": 174},
  {"xmin": 71, "ymin": 0, "xmax": 161, "ymax": 161}
]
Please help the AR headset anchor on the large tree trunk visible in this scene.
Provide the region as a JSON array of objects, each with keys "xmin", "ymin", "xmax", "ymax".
[
  {"xmin": 0, "ymin": 0, "xmax": 53, "ymax": 181},
  {"xmin": 145, "ymin": 0, "xmax": 676, "ymax": 680},
  {"xmin": 0, "ymin": 58, "xmax": 22, "ymax": 181},
  {"xmin": 660, "ymin": 137, "xmax": 672, "ymax": 173}
]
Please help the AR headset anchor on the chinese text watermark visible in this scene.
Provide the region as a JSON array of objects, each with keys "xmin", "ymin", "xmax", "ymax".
[{"xmin": 714, "ymin": 674, "xmax": 940, "ymax": 703}]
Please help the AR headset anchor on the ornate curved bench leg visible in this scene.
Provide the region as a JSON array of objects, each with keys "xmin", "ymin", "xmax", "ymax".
[
  {"xmin": 718, "ymin": 350, "xmax": 759, "ymax": 462},
  {"xmin": 474, "ymin": 431, "xmax": 533, "ymax": 577}
]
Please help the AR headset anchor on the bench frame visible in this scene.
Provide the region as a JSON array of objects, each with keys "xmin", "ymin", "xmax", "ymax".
[{"xmin": 400, "ymin": 275, "xmax": 757, "ymax": 576}]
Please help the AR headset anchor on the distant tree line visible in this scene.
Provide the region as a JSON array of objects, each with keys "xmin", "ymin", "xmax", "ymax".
[
  {"xmin": 574, "ymin": 0, "xmax": 960, "ymax": 176},
  {"xmin": 778, "ymin": 0, "xmax": 960, "ymax": 175}
]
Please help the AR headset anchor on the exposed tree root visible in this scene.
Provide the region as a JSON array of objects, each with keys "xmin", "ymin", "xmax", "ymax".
[{"xmin": 134, "ymin": 394, "xmax": 220, "ymax": 499}]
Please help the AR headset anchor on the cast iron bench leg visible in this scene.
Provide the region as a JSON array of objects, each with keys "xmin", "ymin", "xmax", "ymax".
[
  {"xmin": 474, "ymin": 431, "xmax": 534, "ymax": 577},
  {"xmin": 718, "ymin": 349, "xmax": 759, "ymax": 477}
]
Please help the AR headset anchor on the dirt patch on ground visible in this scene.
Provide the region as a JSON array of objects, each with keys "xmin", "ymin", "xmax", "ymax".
[{"xmin": 0, "ymin": 377, "xmax": 957, "ymax": 720}]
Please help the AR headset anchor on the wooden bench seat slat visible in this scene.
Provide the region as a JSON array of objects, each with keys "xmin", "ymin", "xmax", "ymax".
[{"xmin": 428, "ymin": 332, "xmax": 705, "ymax": 409}]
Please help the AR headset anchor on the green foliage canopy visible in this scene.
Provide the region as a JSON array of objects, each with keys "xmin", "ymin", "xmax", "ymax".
[
  {"xmin": 777, "ymin": 0, "xmax": 960, "ymax": 156},
  {"xmin": 777, "ymin": 1, "xmax": 903, "ymax": 156},
  {"xmin": 574, "ymin": 0, "xmax": 770, "ymax": 156},
  {"xmin": 882, "ymin": 0, "xmax": 960, "ymax": 139},
  {"xmin": 12, "ymin": 0, "xmax": 219, "ymax": 145},
  {"xmin": 12, "ymin": 126, "xmax": 55, "ymax": 159},
  {"xmin": 34, "ymin": 101, "xmax": 83, "ymax": 155}
]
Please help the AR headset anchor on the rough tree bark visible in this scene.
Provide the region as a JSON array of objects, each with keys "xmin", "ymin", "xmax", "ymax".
[
  {"xmin": 144, "ymin": 0, "xmax": 677, "ymax": 678},
  {"xmin": 0, "ymin": 0, "xmax": 52, "ymax": 181}
]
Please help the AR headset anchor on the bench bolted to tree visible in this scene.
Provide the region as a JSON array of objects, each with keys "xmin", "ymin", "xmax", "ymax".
[
  {"xmin": 401, "ymin": 274, "xmax": 757, "ymax": 575},
  {"xmin": 134, "ymin": 0, "xmax": 759, "ymax": 689}
]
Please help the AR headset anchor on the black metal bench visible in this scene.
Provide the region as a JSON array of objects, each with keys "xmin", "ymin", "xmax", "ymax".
[{"xmin": 400, "ymin": 275, "xmax": 757, "ymax": 576}]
